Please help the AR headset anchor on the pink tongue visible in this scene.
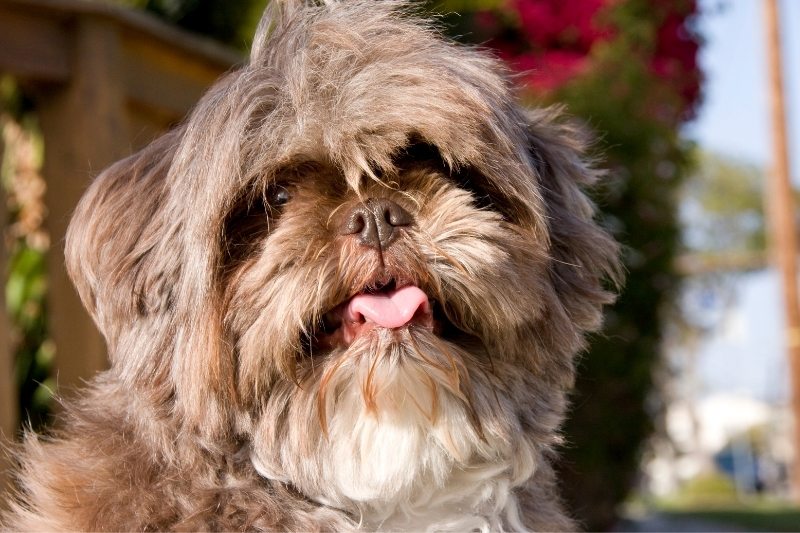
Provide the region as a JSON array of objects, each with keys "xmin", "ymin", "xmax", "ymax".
[{"xmin": 345, "ymin": 286, "xmax": 430, "ymax": 329}]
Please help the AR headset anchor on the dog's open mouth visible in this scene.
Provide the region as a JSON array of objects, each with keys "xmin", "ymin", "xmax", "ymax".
[{"xmin": 312, "ymin": 280, "xmax": 437, "ymax": 351}]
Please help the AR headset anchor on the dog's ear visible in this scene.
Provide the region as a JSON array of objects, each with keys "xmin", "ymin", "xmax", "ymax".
[
  {"xmin": 66, "ymin": 87, "xmax": 240, "ymax": 431},
  {"xmin": 65, "ymin": 129, "xmax": 184, "ymax": 369},
  {"xmin": 526, "ymin": 107, "xmax": 622, "ymax": 333}
]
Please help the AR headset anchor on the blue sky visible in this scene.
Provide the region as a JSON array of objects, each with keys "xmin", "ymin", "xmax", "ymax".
[
  {"xmin": 687, "ymin": 0, "xmax": 800, "ymax": 173},
  {"xmin": 685, "ymin": 0, "xmax": 796, "ymax": 403}
]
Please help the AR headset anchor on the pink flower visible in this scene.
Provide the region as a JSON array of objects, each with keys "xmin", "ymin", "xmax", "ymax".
[
  {"xmin": 483, "ymin": 0, "xmax": 614, "ymax": 92},
  {"xmin": 513, "ymin": 50, "xmax": 591, "ymax": 91},
  {"xmin": 512, "ymin": 0, "xmax": 612, "ymax": 51}
]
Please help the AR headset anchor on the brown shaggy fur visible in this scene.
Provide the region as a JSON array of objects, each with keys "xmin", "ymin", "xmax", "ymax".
[{"xmin": 2, "ymin": 1, "xmax": 620, "ymax": 531}]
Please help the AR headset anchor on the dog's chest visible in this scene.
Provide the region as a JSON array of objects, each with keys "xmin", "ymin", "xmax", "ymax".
[{"xmin": 315, "ymin": 461, "xmax": 520, "ymax": 532}]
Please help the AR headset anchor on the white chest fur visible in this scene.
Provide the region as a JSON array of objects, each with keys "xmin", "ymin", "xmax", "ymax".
[{"xmin": 251, "ymin": 354, "xmax": 537, "ymax": 532}]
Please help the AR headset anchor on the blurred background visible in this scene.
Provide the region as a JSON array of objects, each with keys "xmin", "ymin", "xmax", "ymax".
[{"xmin": 1, "ymin": 0, "xmax": 800, "ymax": 530}]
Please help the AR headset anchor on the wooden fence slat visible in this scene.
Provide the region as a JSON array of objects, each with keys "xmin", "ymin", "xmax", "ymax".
[
  {"xmin": 0, "ymin": 5, "xmax": 70, "ymax": 83},
  {"xmin": 122, "ymin": 34, "xmax": 230, "ymax": 127},
  {"xmin": 38, "ymin": 17, "xmax": 131, "ymax": 394}
]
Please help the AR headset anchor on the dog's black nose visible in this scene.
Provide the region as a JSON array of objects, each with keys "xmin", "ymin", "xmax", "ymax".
[{"xmin": 339, "ymin": 198, "xmax": 412, "ymax": 250}]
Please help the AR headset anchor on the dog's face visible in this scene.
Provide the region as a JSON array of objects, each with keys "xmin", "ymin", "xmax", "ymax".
[
  {"xmin": 64, "ymin": 0, "xmax": 619, "ymax": 525},
  {"xmin": 231, "ymin": 156, "xmax": 553, "ymax": 513}
]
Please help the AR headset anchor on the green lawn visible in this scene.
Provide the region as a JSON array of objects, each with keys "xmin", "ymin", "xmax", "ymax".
[{"xmin": 656, "ymin": 504, "xmax": 800, "ymax": 532}]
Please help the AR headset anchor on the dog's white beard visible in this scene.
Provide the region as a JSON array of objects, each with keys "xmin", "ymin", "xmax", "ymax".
[{"xmin": 250, "ymin": 331, "xmax": 536, "ymax": 532}]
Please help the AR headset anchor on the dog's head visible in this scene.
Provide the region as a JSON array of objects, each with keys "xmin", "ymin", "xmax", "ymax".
[{"xmin": 65, "ymin": 0, "xmax": 619, "ymax": 524}]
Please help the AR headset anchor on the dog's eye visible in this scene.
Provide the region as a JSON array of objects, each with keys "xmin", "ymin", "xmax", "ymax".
[
  {"xmin": 269, "ymin": 185, "xmax": 292, "ymax": 209},
  {"xmin": 452, "ymin": 170, "xmax": 502, "ymax": 213}
]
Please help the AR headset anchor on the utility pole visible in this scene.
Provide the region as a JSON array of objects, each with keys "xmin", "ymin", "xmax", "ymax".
[{"xmin": 763, "ymin": 0, "xmax": 800, "ymax": 501}]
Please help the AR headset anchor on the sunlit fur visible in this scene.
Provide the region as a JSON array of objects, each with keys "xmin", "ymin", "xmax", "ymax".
[{"xmin": 2, "ymin": 1, "xmax": 621, "ymax": 531}]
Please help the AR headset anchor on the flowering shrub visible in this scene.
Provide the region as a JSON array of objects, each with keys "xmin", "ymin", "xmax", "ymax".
[{"xmin": 476, "ymin": 0, "xmax": 614, "ymax": 91}]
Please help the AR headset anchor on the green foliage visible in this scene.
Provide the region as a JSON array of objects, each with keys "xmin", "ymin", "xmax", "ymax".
[
  {"xmin": 1, "ymin": 77, "xmax": 54, "ymax": 432},
  {"xmin": 664, "ymin": 471, "xmax": 740, "ymax": 507},
  {"xmin": 555, "ymin": 26, "xmax": 694, "ymax": 533},
  {"xmin": 6, "ymin": 245, "xmax": 54, "ymax": 431},
  {"xmin": 552, "ymin": 13, "xmax": 693, "ymax": 533},
  {"xmin": 657, "ymin": 504, "xmax": 800, "ymax": 532},
  {"xmin": 682, "ymin": 151, "xmax": 766, "ymax": 254}
]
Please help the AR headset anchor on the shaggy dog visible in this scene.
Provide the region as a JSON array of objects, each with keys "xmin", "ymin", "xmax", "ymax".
[{"xmin": 3, "ymin": 1, "xmax": 620, "ymax": 530}]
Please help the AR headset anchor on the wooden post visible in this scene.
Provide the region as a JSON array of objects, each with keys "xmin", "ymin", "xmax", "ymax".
[
  {"xmin": 763, "ymin": 0, "xmax": 800, "ymax": 501},
  {"xmin": 37, "ymin": 16, "xmax": 130, "ymax": 394}
]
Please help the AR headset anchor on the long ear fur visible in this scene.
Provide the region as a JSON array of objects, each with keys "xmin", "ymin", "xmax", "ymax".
[
  {"xmin": 66, "ymin": 119, "xmax": 236, "ymax": 434},
  {"xmin": 527, "ymin": 107, "xmax": 622, "ymax": 334},
  {"xmin": 66, "ymin": 129, "xmax": 183, "ymax": 362},
  {"xmin": 64, "ymin": 130, "xmax": 193, "ymax": 411}
]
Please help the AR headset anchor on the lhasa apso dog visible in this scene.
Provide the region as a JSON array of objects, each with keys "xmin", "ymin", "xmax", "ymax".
[{"xmin": 3, "ymin": 1, "xmax": 620, "ymax": 531}]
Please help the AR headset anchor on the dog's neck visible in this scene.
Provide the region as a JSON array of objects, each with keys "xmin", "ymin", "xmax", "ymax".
[{"xmin": 253, "ymin": 448, "xmax": 528, "ymax": 531}]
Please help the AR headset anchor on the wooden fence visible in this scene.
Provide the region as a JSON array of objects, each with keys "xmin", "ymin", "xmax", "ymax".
[{"xmin": 0, "ymin": 0, "xmax": 239, "ymax": 494}]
